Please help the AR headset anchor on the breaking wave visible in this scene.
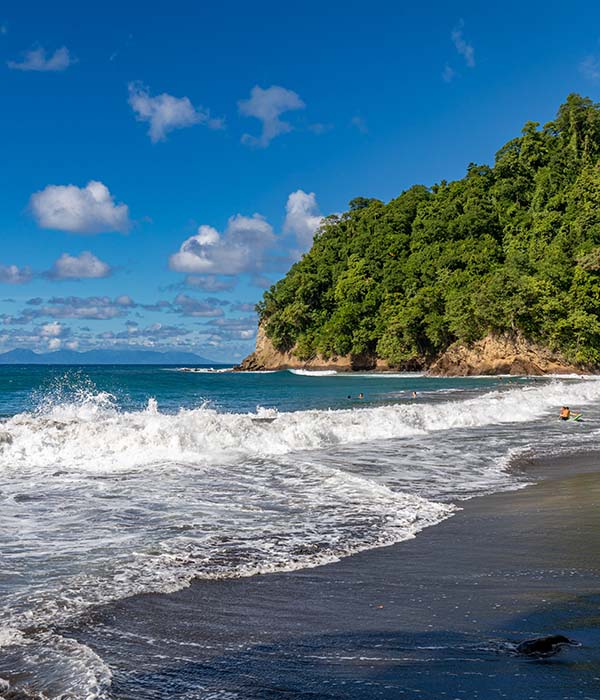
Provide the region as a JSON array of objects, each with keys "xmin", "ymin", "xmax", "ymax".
[{"xmin": 1, "ymin": 378, "xmax": 599, "ymax": 473}]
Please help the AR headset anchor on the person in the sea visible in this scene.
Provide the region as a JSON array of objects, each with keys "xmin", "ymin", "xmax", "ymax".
[
  {"xmin": 411, "ymin": 391, "xmax": 417, "ymax": 399},
  {"xmin": 358, "ymin": 392, "xmax": 364, "ymax": 399},
  {"xmin": 560, "ymin": 406, "xmax": 571, "ymax": 421}
]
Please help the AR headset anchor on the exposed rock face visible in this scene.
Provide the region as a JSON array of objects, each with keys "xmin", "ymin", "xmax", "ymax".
[
  {"xmin": 428, "ymin": 333, "xmax": 582, "ymax": 376},
  {"xmin": 235, "ymin": 324, "xmax": 395, "ymax": 372},
  {"xmin": 237, "ymin": 326, "xmax": 586, "ymax": 375}
]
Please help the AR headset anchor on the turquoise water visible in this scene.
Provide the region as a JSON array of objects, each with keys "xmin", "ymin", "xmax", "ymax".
[
  {"xmin": 1, "ymin": 365, "xmax": 599, "ymax": 699},
  {"xmin": 0, "ymin": 364, "xmax": 523, "ymax": 416}
]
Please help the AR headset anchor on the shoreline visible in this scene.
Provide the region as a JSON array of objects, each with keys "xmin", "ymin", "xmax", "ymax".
[{"xmin": 65, "ymin": 449, "xmax": 600, "ymax": 699}]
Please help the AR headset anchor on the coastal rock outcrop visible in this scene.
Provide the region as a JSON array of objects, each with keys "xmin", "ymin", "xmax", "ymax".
[
  {"xmin": 428, "ymin": 333, "xmax": 582, "ymax": 376},
  {"xmin": 237, "ymin": 328, "xmax": 585, "ymax": 376},
  {"xmin": 235, "ymin": 324, "xmax": 395, "ymax": 372},
  {"xmin": 515, "ymin": 634, "xmax": 578, "ymax": 657}
]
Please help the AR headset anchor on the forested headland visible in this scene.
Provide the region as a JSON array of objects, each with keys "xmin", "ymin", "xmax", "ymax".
[{"xmin": 246, "ymin": 94, "xmax": 600, "ymax": 373}]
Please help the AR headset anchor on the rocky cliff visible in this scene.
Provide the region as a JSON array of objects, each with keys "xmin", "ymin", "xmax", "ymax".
[
  {"xmin": 235, "ymin": 324, "xmax": 398, "ymax": 372},
  {"xmin": 427, "ymin": 333, "xmax": 583, "ymax": 376},
  {"xmin": 236, "ymin": 327, "xmax": 584, "ymax": 375}
]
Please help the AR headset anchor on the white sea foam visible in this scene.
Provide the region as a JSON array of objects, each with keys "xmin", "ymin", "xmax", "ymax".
[
  {"xmin": 2, "ymin": 376, "xmax": 600, "ymax": 699},
  {"xmin": 0, "ymin": 630, "xmax": 112, "ymax": 700},
  {"xmin": 288, "ymin": 368, "xmax": 338, "ymax": 376},
  {"xmin": 1, "ymin": 378, "xmax": 599, "ymax": 473},
  {"xmin": 176, "ymin": 366, "xmax": 234, "ymax": 373}
]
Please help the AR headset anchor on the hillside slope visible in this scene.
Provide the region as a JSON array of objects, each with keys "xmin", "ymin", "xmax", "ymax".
[{"xmin": 241, "ymin": 94, "xmax": 600, "ymax": 374}]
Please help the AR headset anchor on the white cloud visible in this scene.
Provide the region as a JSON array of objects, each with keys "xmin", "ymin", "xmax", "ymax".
[
  {"xmin": 205, "ymin": 317, "xmax": 258, "ymax": 341},
  {"xmin": 442, "ymin": 64, "xmax": 456, "ymax": 83},
  {"xmin": 48, "ymin": 251, "xmax": 112, "ymax": 280},
  {"xmin": 14, "ymin": 295, "xmax": 136, "ymax": 321},
  {"xmin": 30, "ymin": 181, "xmax": 130, "ymax": 234},
  {"xmin": 41, "ymin": 321, "xmax": 64, "ymax": 337},
  {"xmin": 580, "ymin": 55, "xmax": 600, "ymax": 81},
  {"xmin": 172, "ymin": 294, "xmax": 225, "ymax": 318},
  {"xmin": 7, "ymin": 46, "xmax": 75, "ymax": 72},
  {"xmin": 169, "ymin": 214, "xmax": 276, "ymax": 276},
  {"xmin": 128, "ymin": 82, "xmax": 223, "ymax": 143},
  {"xmin": 239, "ymin": 85, "xmax": 305, "ymax": 147},
  {"xmin": 0, "ymin": 264, "xmax": 32, "ymax": 284},
  {"xmin": 183, "ymin": 275, "xmax": 237, "ymax": 292},
  {"xmin": 48, "ymin": 337, "xmax": 62, "ymax": 350},
  {"xmin": 451, "ymin": 20, "xmax": 475, "ymax": 68},
  {"xmin": 284, "ymin": 190, "xmax": 323, "ymax": 250}
]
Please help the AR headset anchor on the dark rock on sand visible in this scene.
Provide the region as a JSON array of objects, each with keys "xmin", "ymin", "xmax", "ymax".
[{"xmin": 515, "ymin": 634, "xmax": 578, "ymax": 657}]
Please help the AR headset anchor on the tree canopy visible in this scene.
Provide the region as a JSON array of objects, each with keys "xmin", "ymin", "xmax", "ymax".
[{"xmin": 257, "ymin": 94, "xmax": 600, "ymax": 368}]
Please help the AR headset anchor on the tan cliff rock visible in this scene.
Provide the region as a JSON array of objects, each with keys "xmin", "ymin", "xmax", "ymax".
[
  {"xmin": 235, "ymin": 324, "xmax": 395, "ymax": 372},
  {"xmin": 237, "ymin": 326, "xmax": 586, "ymax": 376},
  {"xmin": 427, "ymin": 333, "xmax": 583, "ymax": 376}
]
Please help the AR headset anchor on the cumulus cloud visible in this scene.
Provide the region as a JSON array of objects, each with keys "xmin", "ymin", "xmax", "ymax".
[
  {"xmin": 169, "ymin": 190, "xmax": 325, "ymax": 282},
  {"xmin": 48, "ymin": 251, "xmax": 112, "ymax": 280},
  {"xmin": 169, "ymin": 214, "xmax": 276, "ymax": 276},
  {"xmin": 284, "ymin": 190, "xmax": 323, "ymax": 250},
  {"xmin": 7, "ymin": 46, "xmax": 75, "ymax": 72},
  {"xmin": 30, "ymin": 181, "xmax": 131, "ymax": 234},
  {"xmin": 239, "ymin": 85, "xmax": 305, "ymax": 147},
  {"xmin": 128, "ymin": 82, "xmax": 223, "ymax": 143},
  {"xmin": 38, "ymin": 321, "xmax": 70, "ymax": 350},
  {"xmin": 0, "ymin": 264, "xmax": 32, "ymax": 284},
  {"xmin": 40, "ymin": 321, "xmax": 66, "ymax": 337},
  {"xmin": 451, "ymin": 20, "xmax": 475, "ymax": 68}
]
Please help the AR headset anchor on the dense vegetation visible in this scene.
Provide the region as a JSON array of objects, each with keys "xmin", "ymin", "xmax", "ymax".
[{"xmin": 257, "ymin": 95, "xmax": 600, "ymax": 367}]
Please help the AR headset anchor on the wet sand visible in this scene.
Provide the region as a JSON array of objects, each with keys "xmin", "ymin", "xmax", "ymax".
[{"xmin": 70, "ymin": 453, "xmax": 600, "ymax": 699}]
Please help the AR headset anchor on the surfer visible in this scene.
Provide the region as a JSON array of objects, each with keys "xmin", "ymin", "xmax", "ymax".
[{"xmin": 559, "ymin": 406, "xmax": 570, "ymax": 421}]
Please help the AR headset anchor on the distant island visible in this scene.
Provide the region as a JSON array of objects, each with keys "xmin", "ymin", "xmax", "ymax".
[
  {"xmin": 239, "ymin": 94, "xmax": 600, "ymax": 375},
  {"xmin": 0, "ymin": 348, "xmax": 220, "ymax": 365}
]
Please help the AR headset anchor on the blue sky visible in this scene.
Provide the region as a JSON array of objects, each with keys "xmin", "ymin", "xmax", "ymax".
[{"xmin": 1, "ymin": 0, "xmax": 600, "ymax": 362}]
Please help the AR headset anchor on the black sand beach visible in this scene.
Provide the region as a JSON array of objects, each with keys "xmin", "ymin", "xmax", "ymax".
[{"xmin": 68, "ymin": 453, "xmax": 600, "ymax": 699}]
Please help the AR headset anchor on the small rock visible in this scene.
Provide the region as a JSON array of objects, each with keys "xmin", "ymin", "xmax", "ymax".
[
  {"xmin": 516, "ymin": 634, "xmax": 578, "ymax": 657},
  {"xmin": 0, "ymin": 432, "xmax": 13, "ymax": 445}
]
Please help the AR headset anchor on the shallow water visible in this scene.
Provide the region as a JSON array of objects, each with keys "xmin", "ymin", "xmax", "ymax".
[{"xmin": 0, "ymin": 365, "xmax": 599, "ymax": 698}]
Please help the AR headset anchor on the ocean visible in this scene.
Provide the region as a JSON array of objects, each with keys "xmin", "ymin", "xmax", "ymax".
[{"xmin": 1, "ymin": 365, "xmax": 600, "ymax": 699}]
